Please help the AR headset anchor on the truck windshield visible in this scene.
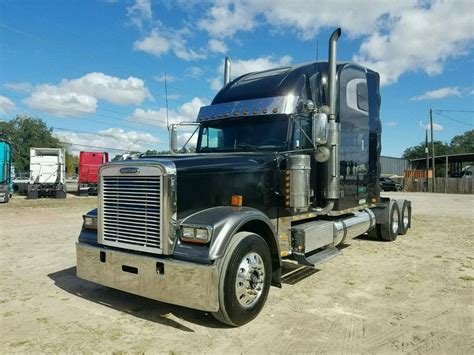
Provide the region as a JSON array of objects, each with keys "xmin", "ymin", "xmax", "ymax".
[{"xmin": 196, "ymin": 115, "xmax": 289, "ymax": 152}]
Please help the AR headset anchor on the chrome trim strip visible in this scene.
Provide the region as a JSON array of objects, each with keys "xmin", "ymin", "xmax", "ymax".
[
  {"xmin": 76, "ymin": 243, "xmax": 219, "ymax": 312},
  {"xmin": 197, "ymin": 95, "xmax": 299, "ymax": 122}
]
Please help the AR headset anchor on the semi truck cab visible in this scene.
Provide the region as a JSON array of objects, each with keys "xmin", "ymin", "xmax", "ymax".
[{"xmin": 76, "ymin": 29, "xmax": 412, "ymax": 326}]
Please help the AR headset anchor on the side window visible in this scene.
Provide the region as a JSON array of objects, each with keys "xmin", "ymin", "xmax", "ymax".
[
  {"xmin": 200, "ymin": 127, "xmax": 223, "ymax": 148},
  {"xmin": 346, "ymin": 78, "xmax": 368, "ymax": 115},
  {"xmin": 356, "ymin": 82, "xmax": 368, "ymax": 112}
]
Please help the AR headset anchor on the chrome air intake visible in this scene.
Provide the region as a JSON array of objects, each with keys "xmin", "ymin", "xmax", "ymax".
[{"xmin": 287, "ymin": 154, "xmax": 311, "ymax": 211}]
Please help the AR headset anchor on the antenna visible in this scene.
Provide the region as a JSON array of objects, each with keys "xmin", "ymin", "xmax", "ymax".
[
  {"xmin": 316, "ymin": 39, "xmax": 319, "ymax": 61},
  {"xmin": 164, "ymin": 73, "xmax": 169, "ymax": 130}
]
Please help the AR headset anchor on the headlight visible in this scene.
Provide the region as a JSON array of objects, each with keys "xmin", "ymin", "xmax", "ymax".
[
  {"xmin": 180, "ymin": 225, "xmax": 212, "ymax": 244},
  {"xmin": 83, "ymin": 215, "xmax": 97, "ymax": 230}
]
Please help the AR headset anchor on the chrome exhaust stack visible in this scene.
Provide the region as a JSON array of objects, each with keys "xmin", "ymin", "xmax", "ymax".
[
  {"xmin": 224, "ymin": 56, "xmax": 232, "ymax": 86},
  {"xmin": 324, "ymin": 28, "xmax": 342, "ymax": 201}
]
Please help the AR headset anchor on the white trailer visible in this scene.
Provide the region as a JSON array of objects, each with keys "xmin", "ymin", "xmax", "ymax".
[{"xmin": 27, "ymin": 148, "xmax": 67, "ymax": 199}]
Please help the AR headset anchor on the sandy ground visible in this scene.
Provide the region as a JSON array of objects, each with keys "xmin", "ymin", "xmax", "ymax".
[{"xmin": 0, "ymin": 192, "xmax": 473, "ymax": 354}]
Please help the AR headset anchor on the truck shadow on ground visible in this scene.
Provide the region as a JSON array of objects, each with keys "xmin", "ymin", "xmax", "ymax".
[{"xmin": 47, "ymin": 267, "xmax": 224, "ymax": 331}]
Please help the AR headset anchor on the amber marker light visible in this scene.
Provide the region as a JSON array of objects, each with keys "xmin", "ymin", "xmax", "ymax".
[{"xmin": 231, "ymin": 195, "xmax": 243, "ymax": 206}]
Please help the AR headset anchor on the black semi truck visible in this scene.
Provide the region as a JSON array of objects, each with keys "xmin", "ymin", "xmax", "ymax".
[{"xmin": 76, "ymin": 29, "xmax": 412, "ymax": 326}]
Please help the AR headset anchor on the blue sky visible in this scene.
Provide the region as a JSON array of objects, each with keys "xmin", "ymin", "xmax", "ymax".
[{"xmin": 0, "ymin": 0, "xmax": 473, "ymax": 157}]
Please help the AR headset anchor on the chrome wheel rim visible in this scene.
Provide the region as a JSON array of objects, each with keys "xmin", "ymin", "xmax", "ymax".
[
  {"xmin": 403, "ymin": 216, "xmax": 409, "ymax": 229},
  {"xmin": 235, "ymin": 252, "xmax": 265, "ymax": 308},
  {"xmin": 403, "ymin": 209, "xmax": 409, "ymax": 229},
  {"xmin": 392, "ymin": 211, "xmax": 399, "ymax": 234}
]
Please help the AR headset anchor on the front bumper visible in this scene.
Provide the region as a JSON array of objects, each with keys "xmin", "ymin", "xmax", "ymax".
[{"xmin": 76, "ymin": 242, "xmax": 219, "ymax": 312}]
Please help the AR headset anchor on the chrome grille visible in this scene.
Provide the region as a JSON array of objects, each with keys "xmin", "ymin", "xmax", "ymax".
[{"xmin": 101, "ymin": 175, "xmax": 162, "ymax": 252}]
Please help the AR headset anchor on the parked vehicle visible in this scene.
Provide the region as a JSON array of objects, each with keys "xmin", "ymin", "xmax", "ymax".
[
  {"xmin": 78, "ymin": 151, "xmax": 109, "ymax": 196},
  {"xmin": 76, "ymin": 29, "xmax": 412, "ymax": 326},
  {"xmin": 0, "ymin": 136, "xmax": 12, "ymax": 203},
  {"xmin": 379, "ymin": 176, "xmax": 398, "ymax": 191},
  {"xmin": 27, "ymin": 148, "xmax": 66, "ymax": 199}
]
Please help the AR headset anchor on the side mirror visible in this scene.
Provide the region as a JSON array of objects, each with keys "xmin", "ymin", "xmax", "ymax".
[
  {"xmin": 169, "ymin": 125, "xmax": 178, "ymax": 153},
  {"xmin": 312, "ymin": 112, "xmax": 328, "ymax": 145}
]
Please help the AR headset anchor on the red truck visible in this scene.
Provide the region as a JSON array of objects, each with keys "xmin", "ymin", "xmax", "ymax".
[{"xmin": 78, "ymin": 151, "xmax": 108, "ymax": 196}]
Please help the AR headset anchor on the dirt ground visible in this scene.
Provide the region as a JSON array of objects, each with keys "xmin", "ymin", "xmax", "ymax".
[{"xmin": 0, "ymin": 192, "xmax": 473, "ymax": 354}]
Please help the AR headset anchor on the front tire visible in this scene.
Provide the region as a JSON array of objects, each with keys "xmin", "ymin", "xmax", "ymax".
[{"xmin": 213, "ymin": 232, "xmax": 272, "ymax": 326}]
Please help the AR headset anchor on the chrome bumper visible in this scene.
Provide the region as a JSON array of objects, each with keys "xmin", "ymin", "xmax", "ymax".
[{"xmin": 76, "ymin": 243, "xmax": 219, "ymax": 312}]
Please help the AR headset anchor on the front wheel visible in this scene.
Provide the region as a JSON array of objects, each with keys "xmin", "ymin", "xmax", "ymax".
[{"xmin": 212, "ymin": 232, "xmax": 272, "ymax": 326}]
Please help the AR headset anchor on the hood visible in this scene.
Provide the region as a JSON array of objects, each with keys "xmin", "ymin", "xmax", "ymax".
[{"xmin": 140, "ymin": 153, "xmax": 280, "ymax": 218}]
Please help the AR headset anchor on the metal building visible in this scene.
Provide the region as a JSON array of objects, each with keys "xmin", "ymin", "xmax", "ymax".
[{"xmin": 380, "ymin": 156, "xmax": 410, "ymax": 176}]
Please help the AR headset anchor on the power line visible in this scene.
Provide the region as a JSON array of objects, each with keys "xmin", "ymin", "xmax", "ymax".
[
  {"xmin": 434, "ymin": 111, "xmax": 474, "ymax": 127},
  {"xmin": 3, "ymin": 93, "xmax": 169, "ymax": 133},
  {"xmin": 434, "ymin": 110, "xmax": 474, "ymax": 113},
  {"xmin": 58, "ymin": 141, "xmax": 130, "ymax": 152}
]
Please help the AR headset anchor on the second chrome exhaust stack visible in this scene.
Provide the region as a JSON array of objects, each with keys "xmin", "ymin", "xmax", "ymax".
[{"xmin": 224, "ymin": 56, "xmax": 232, "ymax": 86}]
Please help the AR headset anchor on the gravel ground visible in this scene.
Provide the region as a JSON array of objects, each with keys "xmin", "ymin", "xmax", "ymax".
[{"xmin": 0, "ymin": 192, "xmax": 473, "ymax": 354}]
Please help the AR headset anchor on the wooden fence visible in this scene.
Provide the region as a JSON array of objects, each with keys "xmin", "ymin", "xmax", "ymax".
[{"xmin": 403, "ymin": 177, "xmax": 473, "ymax": 194}]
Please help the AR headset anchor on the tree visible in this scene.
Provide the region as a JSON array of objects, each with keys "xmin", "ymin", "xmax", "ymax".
[
  {"xmin": 402, "ymin": 141, "xmax": 451, "ymax": 160},
  {"xmin": 450, "ymin": 130, "xmax": 474, "ymax": 154},
  {"xmin": 402, "ymin": 130, "xmax": 474, "ymax": 160},
  {"xmin": 0, "ymin": 115, "xmax": 62, "ymax": 172},
  {"xmin": 65, "ymin": 151, "xmax": 78, "ymax": 177}
]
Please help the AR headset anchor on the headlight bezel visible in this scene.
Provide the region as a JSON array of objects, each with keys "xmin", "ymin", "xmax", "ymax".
[
  {"xmin": 180, "ymin": 224, "xmax": 213, "ymax": 244},
  {"xmin": 82, "ymin": 214, "xmax": 98, "ymax": 230}
]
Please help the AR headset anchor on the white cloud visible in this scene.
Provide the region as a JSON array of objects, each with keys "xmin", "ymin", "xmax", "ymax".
[
  {"xmin": 153, "ymin": 73, "xmax": 175, "ymax": 83},
  {"xmin": 419, "ymin": 121, "xmax": 443, "ymax": 131},
  {"xmin": 134, "ymin": 28, "xmax": 206, "ymax": 61},
  {"xmin": 198, "ymin": 1, "xmax": 411, "ymax": 39},
  {"xmin": 24, "ymin": 72, "xmax": 152, "ymax": 117},
  {"xmin": 134, "ymin": 29, "xmax": 171, "ymax": 57},
  {"xmin": 185, "ymin": 66, "xmax": 204, "ymax": 78},
  {"xmin": 386, "ymin": 121, "xmax": 399, "ymax": 128},
  {"xmin": 0, "ymin": 95, "xmax": 15, "ymax": 114},
  {"xmin": 208, "ymin": 39, "xmax": 228, "ymax": 54},
  {"xmin": 354, "ymin": 1, "xmax": 474, "ymax": 85},
  {"xmin": 410, "ymin": 87, "xmax": 462, "ymax": 102},
  {"xmin": 128, "ymin": 97, "xmax": 209, "ymax": 129},
  {"xmin": 3, "ymin": 82, "xmax": 33, "ymax": 93},
  {"xmin": 127, "ymin": 0, "xmax": 152, "ymax": 28},
  {"xmin": 210, "ymin": 55, "xmax": 292, "ymax": 90},
  {"xmin": 197, "ymin": 1, "xmax": 473, "ymax": 85},
  {"xmin": 198, "ymin": 2, "xmax": 256, "ymax": 38},
  {"xmin": 55, "ymin": 128, "xmax": 160, "ymax": 155}
]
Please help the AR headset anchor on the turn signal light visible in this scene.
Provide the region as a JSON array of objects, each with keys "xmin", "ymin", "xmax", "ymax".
[{"xmin": 231, "ymin": 195, "xmax": 243, "ymax": 206}]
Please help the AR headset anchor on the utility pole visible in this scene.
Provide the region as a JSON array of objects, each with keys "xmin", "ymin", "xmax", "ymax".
[
  {"xmin": 164, "ymin": 73, "xmax": 169, "ymax": 130},
  {"xmin": 430, "ymin": 108, "xmax": 435, "ymax": 192},
  {"xmin": 425, "ymin": 129, "xmax": 429, "ymax": 192}
]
